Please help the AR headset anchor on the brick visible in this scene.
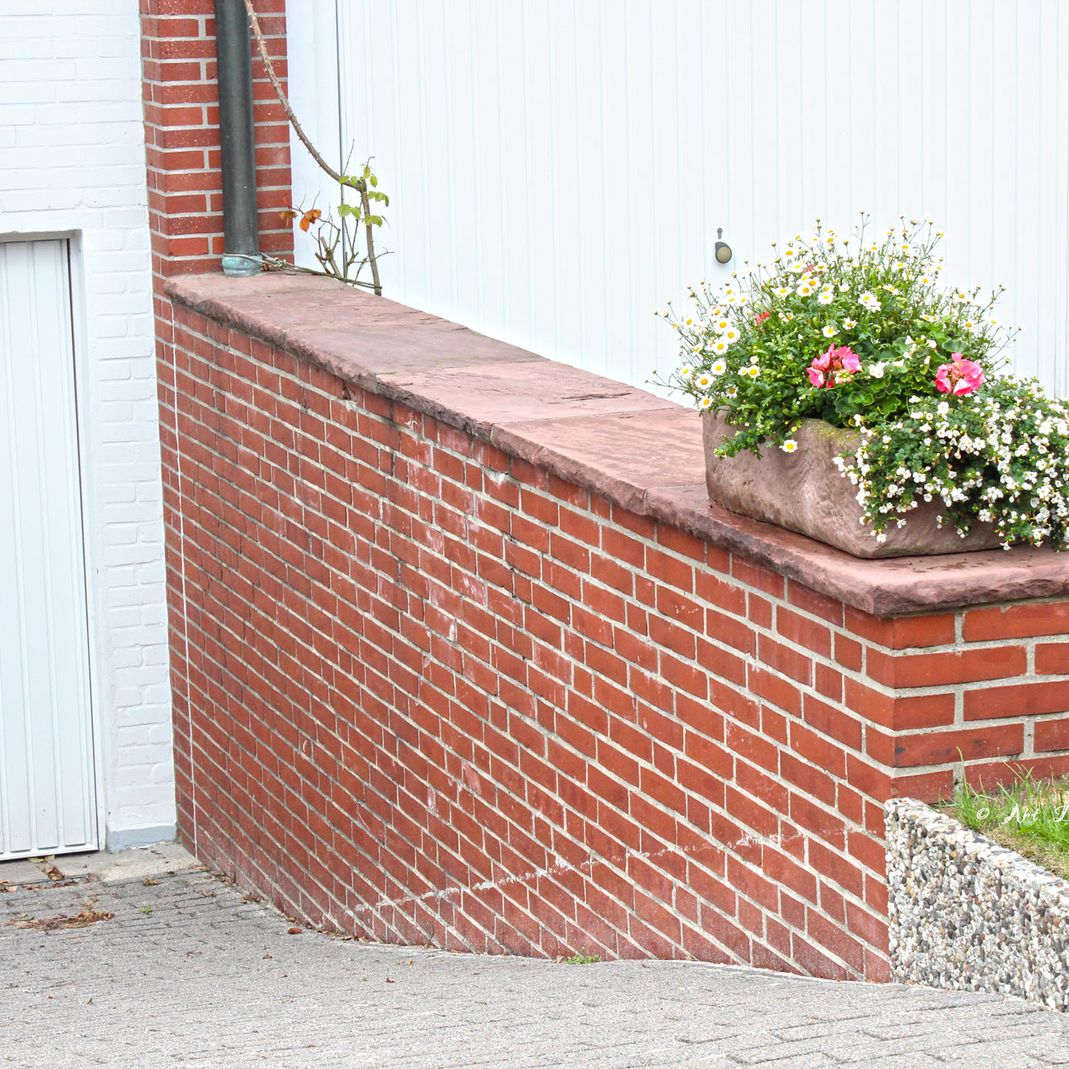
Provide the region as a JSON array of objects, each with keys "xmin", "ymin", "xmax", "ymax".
[
  {"xmin": 844, "ymin": 607, "xmax": 957, "ymax": 650},
  {"xmin": 776, "ymin": 606, "xmax": 831, "ymax": 657},
  {"xmin": 964, "ymin": 680, "xmax": 1069, "ymax": 720},
  {"xmin": 1035, "ymin": 717, "xmax": 1069, "ymax": 753},
  {"xmin": 1036, "ymin": 642, "xmax": 1069, "ymax": 675},
  {"xmin": 866, "ymin": 645, "xmax": 1027, "ymax": 689},
  {"xmin": 890, "ymin": 724, "xmax": 1024, "ymax": 768},
  {"xmin": 786, "ymin": 581, "xmax": 845, "ymax": 626},
  {"xmin": 963, "ymin": 599, "xmax": 1069, "ymax": 641}
]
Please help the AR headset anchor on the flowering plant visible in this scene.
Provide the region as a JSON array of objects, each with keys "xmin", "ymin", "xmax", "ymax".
[{"xmin": 660, "ymin": 216, "xmax": 1069, "ymax": 548}]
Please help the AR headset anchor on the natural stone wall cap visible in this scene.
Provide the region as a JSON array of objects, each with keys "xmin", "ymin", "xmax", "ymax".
[{"xmin": 165, "ymin": 272, "xmax": 1069, "ymax": 617}]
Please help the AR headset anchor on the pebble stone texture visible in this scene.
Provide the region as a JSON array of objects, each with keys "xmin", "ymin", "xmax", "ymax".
[
  {"xmin": 887, "ymin": 798, "xmax": 1069, "ymax": 1013},
  {"xmin": 2, "ymin": 849, "xmax": 1069, "ymax": 1067}
]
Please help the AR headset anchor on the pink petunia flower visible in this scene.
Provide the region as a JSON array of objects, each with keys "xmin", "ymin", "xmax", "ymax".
[
  {"xmin": 807, "ymin": 344, "xmax": 862, "ymax": 389},
  {"xmin": 934, "ymin": 352, "xmax": 985, "ymax": 396}
]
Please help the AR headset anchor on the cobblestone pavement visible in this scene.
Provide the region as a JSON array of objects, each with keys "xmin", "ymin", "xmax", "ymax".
[{"xmin": 2, "ymin": 849, "xmax": 1068, "ymax": 1068}]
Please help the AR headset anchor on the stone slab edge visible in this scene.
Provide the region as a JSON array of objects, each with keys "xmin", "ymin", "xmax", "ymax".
[
  {"xmin": 886, "ymin": 797, "xmax": 1069, "ymax": 1013},
  {"xmin": 165, "ymin": 274, "xmax": 1069, "ymax": 617}
]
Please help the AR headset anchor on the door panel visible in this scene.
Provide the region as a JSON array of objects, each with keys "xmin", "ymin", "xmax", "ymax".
[{"xmin": 0, "ymin": 239, "xmax": 97, "ymax": 859}]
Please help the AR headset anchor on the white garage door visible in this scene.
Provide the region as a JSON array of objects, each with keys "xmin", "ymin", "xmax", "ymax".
[{"xmin": 0, "ymin": 239, "xmax": 97, "ymax": 860}]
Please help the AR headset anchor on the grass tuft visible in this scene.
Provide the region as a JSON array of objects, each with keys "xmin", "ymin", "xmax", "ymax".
[
  {"xmin": 945, "ymin": 771, "xmax": 1069, "ymax": 881},
  {"xmin": 560, "ymin": 951, "xmax": 601, "ymax": 965}
]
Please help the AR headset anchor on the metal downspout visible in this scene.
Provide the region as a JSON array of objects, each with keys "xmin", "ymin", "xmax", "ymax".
[{"xmin": 214, "ymin": 0, "xmax": 260, "ymax": 277}]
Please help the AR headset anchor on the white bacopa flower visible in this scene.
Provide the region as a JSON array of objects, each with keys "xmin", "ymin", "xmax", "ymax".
[
  {"xmin": 780, "ymin": 439, "xmax": 799, "ymax": 454},
  {"xmin": 822, "ymin": 325, "xmax": 838, "ymax": 338}
]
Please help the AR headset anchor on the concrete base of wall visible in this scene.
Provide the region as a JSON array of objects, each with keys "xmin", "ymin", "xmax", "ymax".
[
  {"xmin": 106, "ymin": 823, "xmax": 177, "ymax": 852},
  {"xmin": 887, "ymin": 799, "xmax": 1069, "ymax": 1013}
]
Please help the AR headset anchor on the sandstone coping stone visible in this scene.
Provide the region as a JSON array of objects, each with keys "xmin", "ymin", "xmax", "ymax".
[{"xmin": 166, "ymin": 272, "xmax": 1069, "ymax": 617}]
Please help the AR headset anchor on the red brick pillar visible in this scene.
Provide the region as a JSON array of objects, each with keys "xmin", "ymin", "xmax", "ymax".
[
  {"xmin": 140, "ymin": 0, "xmax": 294, "ymax": 280},
  {"xmin": 140, "ymin": 0, "xmax": 295, "ymax": 846}
]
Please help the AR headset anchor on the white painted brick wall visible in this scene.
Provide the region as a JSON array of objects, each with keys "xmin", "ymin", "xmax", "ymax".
[{"xmin": 0, "ymin": 0, "xmax": 175, "ymax": 847}]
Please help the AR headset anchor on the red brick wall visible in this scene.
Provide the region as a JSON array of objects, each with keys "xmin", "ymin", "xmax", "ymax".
[
  {"xmin": 157, "ymin": 302, "xmax": 1069, "ymax": 981},
  {"xmin": 141, "ymin": 0, "xmax": 294, "ymax": 280}
]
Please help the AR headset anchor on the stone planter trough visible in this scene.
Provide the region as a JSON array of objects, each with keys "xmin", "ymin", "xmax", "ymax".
[{"xmin": 702, "ymin": 412, "xmax": 1001, "ymax": 559}]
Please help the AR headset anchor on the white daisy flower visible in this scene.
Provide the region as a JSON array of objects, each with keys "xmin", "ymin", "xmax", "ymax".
[
  {"xmin": 780, "ymin": 439, "xmax": 798, "ymax": 453},
  {"xmin": 817, "ymin": 290, "xmax": 835, "ymax": 305},
  {"xmin": 712, "ymin": 339, "xmax": 730, "ymax": 355},
  {"xmin": 695, "ymin": 373, "xmax": 714, "ymax": 389},
  {"xmin": 797, "ymin": 283, "xmax": 814, "ymax": 297},
  {"xmin": 746, "ymin": 365, "xmax": 761, "ymax": 378},
  {"xmin": 699, "ymin": 396, "xmax": 714, "ymax": 410},
  {"xmin": 843, "ymin": 317, "xmax": 857, "ymax": 329},
  {"xmin": 822, "ymin": 325, "xmax": 838, "ymax": 338},
  {"xmin": 714, "ymin": 317, "xmax": 731, "ymax": 333},
  {"xmin": 711, "ymin": 359, "xmax": 728, "ymax": 376}
]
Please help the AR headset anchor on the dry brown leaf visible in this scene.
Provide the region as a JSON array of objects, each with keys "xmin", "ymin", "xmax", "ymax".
[{"xmin": 10, "ymin": 906, "xmax": 113, "ymax": 931}]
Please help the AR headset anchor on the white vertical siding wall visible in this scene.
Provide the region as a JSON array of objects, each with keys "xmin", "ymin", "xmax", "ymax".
[{"xmin": 288, "ymin": 0, "xmax": 1069, "ymax": 396}]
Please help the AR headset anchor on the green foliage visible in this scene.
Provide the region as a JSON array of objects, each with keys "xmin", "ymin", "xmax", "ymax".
[
  {"xmin": 283, "ymin": 159, "xmax": 390, "ymax": 293},
  {"xmin": 658, "ymin": 215, "xmax": 1069, "ymax": 549},
  {"xmin": 842, "ymin": 376, "xmax": 1069, "ymax": 548},
  {"xmin": 950, "ymin": 772, "xmax": 1069, "ymax": 881},
  {"xmin": 659, "ymin": 216, "xmax": 1014, "ymax": 456},
  {"xmin": 560, "ymin": 951, "xmax": 601, "ymax": 965}
]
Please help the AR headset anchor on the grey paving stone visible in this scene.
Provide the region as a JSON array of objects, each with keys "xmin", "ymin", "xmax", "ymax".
[{"xmin": 0, "ymin": 862, "xmax": 1066, "ymax": 1068}]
